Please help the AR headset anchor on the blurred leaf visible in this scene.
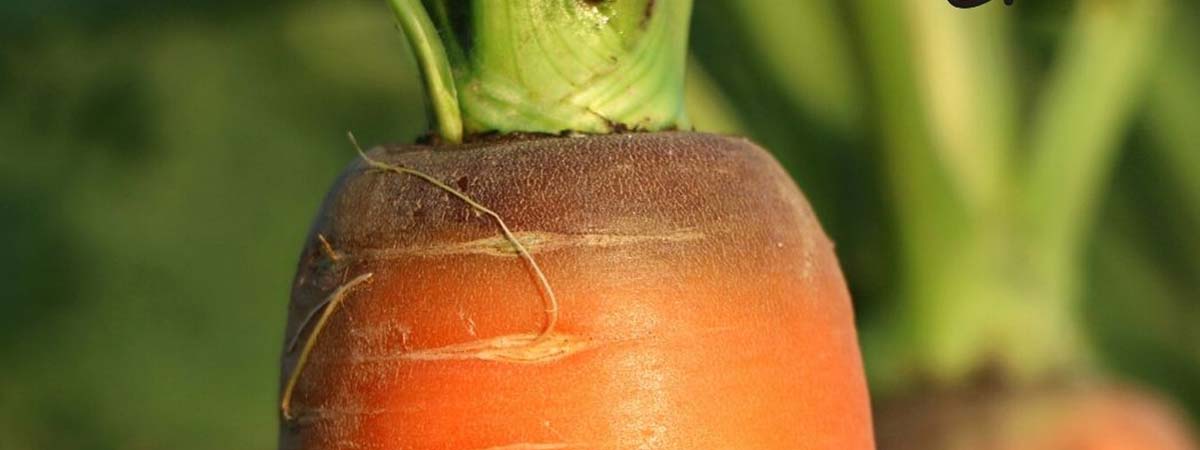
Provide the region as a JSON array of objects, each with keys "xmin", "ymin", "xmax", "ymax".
[
  {"xmin": 905, "ymin": 1, "xmax": 1018, "ymax": 214},
  {"xmin": 0, "ymin": 3, "xmax": 424, "ymax": 448},
  {"xmin": 721, "ymin": 0, "xmax": 861, "ymax": 130},
  {"xmin": 1023, "ymin": 0, "xmax": 1168, "ymax": 265},
  {"xmin": 684, "ymin": 57, "xmax": 746, "ymax": 135},
  {"xmin": 1088, "ymin": 207, "xmax": 1200, "ymax": 419},
  {"xmin": 1146, "ymin": 25, "xmax": 1200, "ymax": 240}
]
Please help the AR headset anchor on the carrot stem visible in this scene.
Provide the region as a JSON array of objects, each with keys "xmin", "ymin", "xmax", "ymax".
[
  {"xmin": 387, "ymin": 0, "xmax": 463, "ymax": 143},
  {"xmin": 389, "ymin": 0, "xmax": 693, "ymax": 139}
]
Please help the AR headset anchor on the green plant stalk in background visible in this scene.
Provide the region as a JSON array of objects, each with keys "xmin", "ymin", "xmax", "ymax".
[
  {"xmin": 725, "ymin": 0, "xmax": 861, "ymax": 131},
  {"xmin": 683, "ymin": 58, "xmax": 746, "ymax": 135},
  {"xmin": 1148, "ymin": 31, "xmax": 1200, "ymax": 268},
  {"xmin": 388, "ymin": 0, "xmax": 693, "ymax": 142},
  {"xmin": 1146, "ymin": 27, "xmax": 1200, "ymax": 363},
  {"xmin": 855, "ymin": 0, "xmax": 1167, "ymax": 390},
  {"xmin": 1016, "ymin": 0, "xmax": 1167, "ymax": 377}
]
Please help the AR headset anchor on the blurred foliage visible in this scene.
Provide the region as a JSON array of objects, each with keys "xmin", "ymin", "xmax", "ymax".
[
  {"xmin": 696, "ymin": 0, "xmax": 1197, "ymax": 417},
  {"xmin": 0, "ymin": 0, "xmax": 1196, "ymax": 448}
]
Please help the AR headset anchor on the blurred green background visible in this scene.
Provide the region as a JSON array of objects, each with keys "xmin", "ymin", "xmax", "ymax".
[{"xmin": 1, "ymin": 1, "xmax": 1197, "ymax": 448}]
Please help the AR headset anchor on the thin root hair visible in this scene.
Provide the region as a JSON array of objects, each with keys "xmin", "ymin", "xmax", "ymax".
[
  {"xmin": 281, "ymin": 272, "xmax": 374, "ymax": 421},
  {"xmin": 346, "ymin": 132, "xmax": 560, "ymax": 343}
]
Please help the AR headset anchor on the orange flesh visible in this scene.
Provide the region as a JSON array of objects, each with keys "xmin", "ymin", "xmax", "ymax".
[{"xmin": 279, "ymin": 133, "xmax": 875, "ymax": 449}]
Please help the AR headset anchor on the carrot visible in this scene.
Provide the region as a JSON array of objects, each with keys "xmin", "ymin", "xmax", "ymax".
[
  {"xmin": 276, "ymin": 1, "xmax": 874, "ymax": 449},
  {"xmin": 876, "ymin": 382, "xmax": 1198, "ymax": 450}
]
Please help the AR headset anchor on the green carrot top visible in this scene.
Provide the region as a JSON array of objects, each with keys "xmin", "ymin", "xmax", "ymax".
[{"xmin": 389, "ymin": 0, "xmax": 693, "ymax": 143}]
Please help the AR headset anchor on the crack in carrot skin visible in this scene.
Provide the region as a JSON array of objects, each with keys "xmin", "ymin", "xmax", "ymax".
[
  {"xmin": 379, "ymin": 333, "xmax": 591, "ymax": 364},
  {"xmin": 341, "ymin": 327, "xmax": 738, "ymax": 366},
  {"xmin": 281, "ymin": 133, "xmax": 570, "ymax": 423},
  {"xmin": 351, "ymin": 229, "xmax": 705, "ymax": 259},
  {"xmin": 348, "ymin": 132, "xmax": 560, "ymax": 344}
]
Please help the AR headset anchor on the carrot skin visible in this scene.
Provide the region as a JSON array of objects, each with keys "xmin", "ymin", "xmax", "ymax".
[{"xmin": 279, "ymin": 132, "xmax": 875, "ymax": 449}]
